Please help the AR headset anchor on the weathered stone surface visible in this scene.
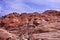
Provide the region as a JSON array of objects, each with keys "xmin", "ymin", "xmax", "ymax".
[
  {"xmin": 30, "ymin": 32, "xmax": 60, "ymax": 40},
  {"xmin": 0, "ymin": 29, "xmax": 20, "ymax": 40},
  {"xmin": 0, "ymin": 10, "xmax": 60, "ymax": 40}
]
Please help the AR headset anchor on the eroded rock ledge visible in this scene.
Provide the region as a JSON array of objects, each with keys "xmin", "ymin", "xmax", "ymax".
[{"xmin": 0, "ymin": 10, "xmax": 60, "ymax": 40}]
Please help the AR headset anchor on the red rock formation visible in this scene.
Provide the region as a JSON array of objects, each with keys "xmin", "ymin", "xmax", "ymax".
[{"xmin": 0, "ymin": 10, "xmax": 60, "ymax": 40}]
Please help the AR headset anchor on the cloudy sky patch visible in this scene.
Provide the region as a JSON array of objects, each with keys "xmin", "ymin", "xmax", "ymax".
[{"xmin": 0, "ymin": 0, "xmax": 60, "ymax": 16}]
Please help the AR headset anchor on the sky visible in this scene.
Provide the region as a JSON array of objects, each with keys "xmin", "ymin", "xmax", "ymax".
[{"xmin": 0, "ymin": 0, "xmax": 60, "ymax": 16}]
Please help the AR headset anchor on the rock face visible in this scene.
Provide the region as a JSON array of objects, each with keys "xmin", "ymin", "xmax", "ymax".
[{"xmin": 0, "ymin": 10, "xmax": 60, "ymax": 40}]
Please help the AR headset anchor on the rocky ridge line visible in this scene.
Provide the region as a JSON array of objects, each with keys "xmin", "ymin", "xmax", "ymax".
[{"xmin": 0, "ymin": 10, "xmax": 60, "ymax": 40}]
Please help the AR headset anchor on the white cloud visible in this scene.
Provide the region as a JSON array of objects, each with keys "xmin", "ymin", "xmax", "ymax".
[
  {"xmin": 0, "ymin": 7, "xmax": 2, "ymax": 13},
  {"xmin": 0, "ymin": 7, "xmax": 2, "ymax": 10},
  {"xmin": 30, "ymin": 0, "xmax": 60, "ymax": 10},
  {"xmin": 46, "ymin": 0, "xmax": 60, "ymax": 3},
  {"xmin": 29, "ymin": 0, "xmax": 60, "ymax": 4},
  {"xmin": 3, "ymin": 0, "xmax": 41, "ymax": 13}
]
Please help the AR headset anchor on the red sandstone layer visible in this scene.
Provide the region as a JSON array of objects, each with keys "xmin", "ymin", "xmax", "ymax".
[{"xmin": 0, "ymin": 10, "xmax": 60, "ymax": 40}]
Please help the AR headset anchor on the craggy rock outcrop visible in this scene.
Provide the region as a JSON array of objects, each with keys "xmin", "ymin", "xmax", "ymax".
[{"xmin": 0, "ymin": 10, "xmax": 60, "ymax": 40}]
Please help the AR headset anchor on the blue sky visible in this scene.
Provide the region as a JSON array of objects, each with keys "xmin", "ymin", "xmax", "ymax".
[{"xmin": 0, "ymin": 0, "xmax": 60, "ymax": 16}]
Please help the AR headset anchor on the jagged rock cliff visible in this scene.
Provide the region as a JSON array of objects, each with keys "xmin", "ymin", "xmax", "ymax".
[{"xmin": 0, "ymin": 10, "xmax": 60, "ymax": 40}]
